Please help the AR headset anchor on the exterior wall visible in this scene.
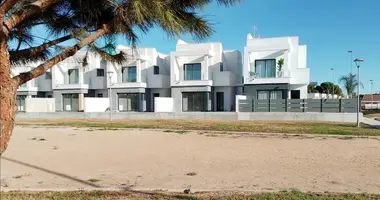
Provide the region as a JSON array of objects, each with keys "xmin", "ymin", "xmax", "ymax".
[
  {"xmin": 244, "ymin": 84, "xmax": 289, "ymax": 99},
  {"xmin": 154, "ymin": 97, "xmax": 174, "ymax": 112},
  {"xmin": 53, "ymin": 89, "xmax": 87, "ymax": 111},
  {"xmin": 289, "ymin": 85, "xmax": 308, "ymax": 99},
  {"xmin": 84, "ymin": 98, "xmax": 109, "ymax": 112},
  {"xmin": 213, "ymin": 86, "xmax": 235, "ymax": 111},
  {"xmin": 25, "ymin": 98, "xmax": 55, "ymax": 112},
  {"xmin": 84, "ymin": 55, "xmax": 107, "ymax": 90},
  {"xmin": 17, "ymin": 112, "xmax": 363, "ymax": 123},
  {"xmin": 110, "ymin": 88, "xmax": 146, "ymax": 112},
  {"xmin": 171, "ymin": 86, "xmax": 212, "ymax": 113},
  {"xmin": 147, "ymin": 88, "xmax": 171, "ymax": 112},
  {"xmin": 244, "ymin": 35, "xmax": 310, "ymax": 88}
]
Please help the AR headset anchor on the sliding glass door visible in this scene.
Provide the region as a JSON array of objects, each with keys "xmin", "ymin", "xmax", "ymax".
[
  {"xmin": 184, "ymin": 63, "xmax": 201, "ymax": 80},
  {"xmin": 118, "ymin": 93, "xmax": 140, "ymax": 111},
  {"xmin": 63, "ymin": 94, "xmax": 79, "ymax": 111},
  {"xmin": 182, "ymin": 92, "xmax": 209, "ymax": 112},
  {"xmin": 16, "ymin": 95, "xmax": 27, "ymax": 112}
]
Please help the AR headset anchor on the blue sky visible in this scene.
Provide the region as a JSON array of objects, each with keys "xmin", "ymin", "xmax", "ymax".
[{"xmin": 115, "ymin": 0, "xmax": 380, "ymax": 94}]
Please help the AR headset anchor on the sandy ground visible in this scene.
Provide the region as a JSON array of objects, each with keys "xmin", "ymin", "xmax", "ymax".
[{"xmin": 1, "ymin": 126, "xmax": 380, "ymax": 194}]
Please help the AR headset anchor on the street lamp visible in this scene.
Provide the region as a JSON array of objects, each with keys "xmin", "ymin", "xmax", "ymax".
[
  {"xmin": 354, "ymin": 58, "xmax": 364, "ymax": 127},
  {"xmin": 107, "ymin": 71, "xmax": 114, "ymax": 121},
  {"xmin": 331, "ymin": 68, "xmax": 335, "ymax": 99},
  {"xmin": 370, "ymin": 80, "xmax": 374, "ymax": 110}
]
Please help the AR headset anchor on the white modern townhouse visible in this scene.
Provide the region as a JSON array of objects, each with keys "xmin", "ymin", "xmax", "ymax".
[
  {"xmin": 51, "ymin": 51, "xmax": 108, "ymax": 111},
  {"xmin": 243, "ymin": 34, "xmax": 310, "ymax": 100},
  {"xmin": 107, "ymin": 45, "xmax": 171, "ymax": 112},
  {"xmin": 170, "ymin": 40, "xmax": 242, "ymax": 112},
  {"xmin": 12, "ymin": 63, "xmax": 53, "ymax": 111}
]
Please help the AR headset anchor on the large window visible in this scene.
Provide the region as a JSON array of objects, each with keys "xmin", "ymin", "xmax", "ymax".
[
  {"xmin": 184, "ymin": 63, "xmax": 201, "ymax": 80},
  {"xmin": 63, "ymin": 94, "xmax": 79, "ymax": 111},
  {"xmin": 257, "ymin": 90, "xmax": 283, "ymax": 100},
  {"xmin": 182, "ymin": 92, "xmax": 209, "ymax": 112},
  {"xmin": 118, "ymin": 93, "xmax": 140, "ymax": 111},
  {"xmin": 68, "ymin": 69, "xmax": 79, "ymax": 84},
  {"xmin": 16, "ymin": 95, "xmax": 26, "ymax": 112},
  {"xmin": 122, "ymin": 66, "xmax": 137, "ymax": 82},
  {"xmin": 255, "ymin": 59, "xmax": 276, "ymax": 78}
]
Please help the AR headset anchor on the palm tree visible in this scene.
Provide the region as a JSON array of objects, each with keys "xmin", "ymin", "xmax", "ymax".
[
  {"xmin": 339, "ymin": 73, "xmax": 363, "ymax": 98},
  {"xmin": 0, "ymin": 0, "xmax": 241, "ymax": 154}
]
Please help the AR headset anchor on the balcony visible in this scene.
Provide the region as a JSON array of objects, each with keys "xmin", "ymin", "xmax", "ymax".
[
  {"xmin": 213, "ymin": 71, "xmax": 234, "ymax": 86},
  {"xmin": 54, "ymin": 83, "xmax": 89, "ymax": 90},
  {"xmin": 245, "ymin": 71, "xmax": 291, "ymax": 85},
  {"xmin": 173, "ymin": 80, "xmax": 213, "ymax": 87},
  {"xmin": 111, "ymin": 82, "xmax": 147, "ymax": 89}
]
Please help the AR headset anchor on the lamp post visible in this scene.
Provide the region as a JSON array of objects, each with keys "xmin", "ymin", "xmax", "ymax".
[
  {"xmin": 331, "ymin": 68, "xmax": 335, "ymax": 99},
  {"xmin": 107, "ymin": 71, "xmax": 114, "ymax": 121},
  {"xmin": 354, "ymin": 58, "xmax": 363, "ymax": 127},
  {"xmin": 370, "ymin": 80, "xmax": 374, "ymax": 110}
]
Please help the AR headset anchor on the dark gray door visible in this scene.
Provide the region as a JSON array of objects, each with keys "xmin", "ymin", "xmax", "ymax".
[{"xmin": 216, "ymin": 92, "xmax": 224, "ymax": 111}]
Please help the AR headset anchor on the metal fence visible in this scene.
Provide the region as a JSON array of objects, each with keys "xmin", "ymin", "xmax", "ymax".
[{"xmin": 239, "ymin": 99, "xmax": 358, "ymax": 113}]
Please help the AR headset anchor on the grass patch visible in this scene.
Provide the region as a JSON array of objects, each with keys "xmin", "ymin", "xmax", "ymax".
[
  {"xmin": 16, "ymin": 119, "xmax": 380, "ymax": 136},
  {"xmin": 1, "ymin": 190, "xmax": 379, "ymax": 200}
]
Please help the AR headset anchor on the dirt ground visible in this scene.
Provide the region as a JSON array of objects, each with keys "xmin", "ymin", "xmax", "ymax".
[{"xmin": 1, "ymin": 126, "xmax": 380, "ymax": 194}]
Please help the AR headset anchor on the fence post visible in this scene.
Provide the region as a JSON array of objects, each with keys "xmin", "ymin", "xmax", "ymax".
[
  {"xmin": 251, "ymin": 99, "xmax": 255, "ymax": 112},
  {"xmin": 285, "ymin": 98, "xmax": 288, "ymax": 112},
  {"xmin": 320, "ymin": 99, "xmax": 323, "ymax": 112},
  {"xmin": 268, "ymin": 98, "xmax": 271, "ymax": 112},
  {"xmin": 339, "ymin": 99, "xmax": 342, "ymax": 113},
  {"xmin": 302, "ymin": 99, "xmax": 306, "ymax": 112}
]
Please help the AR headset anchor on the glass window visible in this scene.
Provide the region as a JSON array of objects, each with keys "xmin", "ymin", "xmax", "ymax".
[
  {"xmin": 118, "ymin": 93, "xmax": 140, "ymax": 111},
  {"xmin": 16, "ymin": 95, "xmax": 26, "ymax": 112},
  {"xmin": 122, "ymin": 66, "xmax": 137, "ymax": 82},
  {"xmin": 220, "ymin": 63, "xmax": 223, "ymax": 72},
  {"xmin": 258, "ymin": 91, "xmax": 283, "ymax": 100},
  {"xmin": 184, "ymin": 63, "xmax": 201, "ymax": 80},
  {"xmin": 255, "ymin": 59, "xmax": 276, "ymax": 78},
  {"xmin": 62, "ymin": 94, "xmax": 79, "ymax": 111},
  {"xmin": 154, "ymin": 66, "xmax": 159, "ymax": 75},
  {"xmin": 97, "ymin": 93, "xmax": 103, "ymax": 98},
  {"xmin": 97, "ymin": 69, "xmax": 105, "ymax": 77},
  {"xmin": 45, "ymin": 72, "xmax": 52, "ymax": 79},
  {"xmin": 68, "ymin": 69, "xmax": 79, "ymax": 84},
  {"xmin": 182, "ymin": 92, "xmax": 208, "ymax": 112}
]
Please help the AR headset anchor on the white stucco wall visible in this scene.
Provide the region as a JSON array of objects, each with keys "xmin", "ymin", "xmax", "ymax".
[
  {"xmin": 84, "ymin": 97, "xmax": 109, "ymax": 112},
  {"xmin": 244, "ymin": 35, "xmax": 310, "ymax": 86},
  {"xmin": 154, "ymin": 97, "xmax": 174, "ymax": 112},
  {"xmin": 25, "ymin": 98, "xmax": 55, "ymax": 112}
]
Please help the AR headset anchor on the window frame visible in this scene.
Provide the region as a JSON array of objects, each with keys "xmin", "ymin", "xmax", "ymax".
[
  {"xmin": 254, "ymin": 59, "xmax": 276, "ymax": 78},
  {"xmin": 184, "ymin": 63, "xmax": 202, "ymax": 80},
  {"xmin": 154, "ymin": 65, "xmax": 160, "ymax": 75},
  {"xmin": 97, "ymin": 68, "xmax": 105, "ymax": 77}
]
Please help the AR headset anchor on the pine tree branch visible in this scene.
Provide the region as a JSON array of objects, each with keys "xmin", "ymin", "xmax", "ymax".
[
  {"xmin": 12, "ymin": 25, "xmax": 109, "ymax": 85},
  {"xmin": 0, "ymin": 0, "xmax": 20, "ymax": 16},
  {"xmin": 9, "ymin": 34, "xmax": 71, "ymax": 60},
  {"xmin": 4, "ymin": 0, "xmax": 61, "ymax": 31}
]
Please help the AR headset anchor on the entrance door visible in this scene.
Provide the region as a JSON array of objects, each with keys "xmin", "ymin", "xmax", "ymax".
[
  {"xmin": 62, "ymin": 94, "xmax": 79, "ymax": 111},
  {"xmin": 216, "ymin": 92, "xmax": 224, "ymax": 111},
  {"xmin": 153, "ymin": 93, "xmax": 159, "ymax": 112}
]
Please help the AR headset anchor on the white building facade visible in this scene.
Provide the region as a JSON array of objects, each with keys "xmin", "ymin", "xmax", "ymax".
[
  {"xmin": 170, "ymin": 40, "xmax": 242, "ymax": 112},
  {"xmin": 107, "ymin": 45, "xmax": 171, "ymax": 112},
  {"xmin": 13, "ymin": 34, "xmax": 311, "ymax": 113},
  {"xmin": 243, "ymin": 35, "xmax": 310, "ymax": 100}
]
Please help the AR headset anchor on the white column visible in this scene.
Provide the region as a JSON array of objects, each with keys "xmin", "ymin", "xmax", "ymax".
[
  {"xmin": 136, "ymin": 59, "xmax": 142, "ymax": 82},
  {"xmin": 204, "ymin": 55, "xmax": 209, "ymax": 80},
  {"xmin": 79, "ymin": 93, "xmax": 84, "ymax": 111}
]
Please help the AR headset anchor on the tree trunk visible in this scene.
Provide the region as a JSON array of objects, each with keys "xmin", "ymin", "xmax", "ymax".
[{"xmin": 0, "ymin": 40, "xmax": 18, "ymax": 154}]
